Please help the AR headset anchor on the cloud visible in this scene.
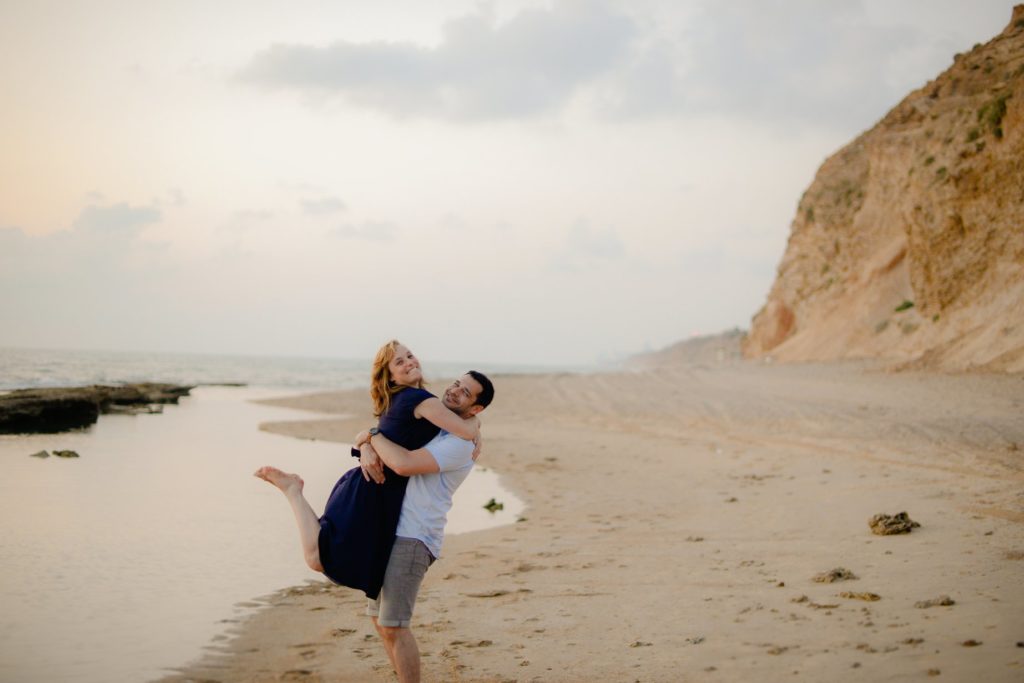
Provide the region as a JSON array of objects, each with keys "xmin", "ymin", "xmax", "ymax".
[
  {"xmin": 0, "ymin": 201, "xmax": 165, "ymax": 301},
  {"xmin": 333, "ymin": 220, "xmax": 398, "ymax": 241},
  {"xmin": 300, "ymin": 196, "xmax": 347, "ymax": 215},
  {"xmin": 549, "ymin": 219, "xmax": 625, "ymax": 271},
  {"xmin": 600, "ymin": 0, "xmax": 957, "ymax": 129},
  {"xmin": 233, "ymin": 0, "xmax": 979, "ymax": 133},
  {"xmin": 233, "ymin": 209, "xmax": 274, "ymax": 221},
  {"xmin": 72, "ymin": 202, "xmax": 161, "ymax": 236},
  {"xmin": 167, "ymin": 188, "xmax": 186, "ymax": 207},
  {"xmin": 237, "ymin": 0, "xmax": 637, "ymax": 120}
]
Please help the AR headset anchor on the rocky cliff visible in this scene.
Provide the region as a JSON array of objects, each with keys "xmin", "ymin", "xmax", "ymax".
[{"xmin": 745, "ymin": 6, "xmax": 1024, "ymax": 372}]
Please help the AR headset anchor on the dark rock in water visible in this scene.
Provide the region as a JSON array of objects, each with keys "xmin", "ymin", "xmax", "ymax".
[
  {"xmin": 105, "ymin": 403, "xmax": 164, "ymax": 415},
  {"xmin": 30, "ymin": 450, "xmax": 50, "ymax": 458},
  {"xmin": 869, "ymin": 511, "xmax": 920, "ymax": 535},
  {"xmin": 0, "ymin": 383, "xmax": 193, "ymax": 434},
  {"xmin": 0, "ymin": 394, "xmax": 100, "ymax": 434},
  {"xmin": 91, "ymin": 383, "xmax": 193, "ymax": 407},
  {"xmin": 52, "ymin": 450, "xmax": 80, "ymax": 458}
]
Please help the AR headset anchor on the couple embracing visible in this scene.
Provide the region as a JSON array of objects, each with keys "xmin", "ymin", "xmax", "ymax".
[{"xmin": 256, "ymin": 339, "xmax": 495, "ymax": 683}]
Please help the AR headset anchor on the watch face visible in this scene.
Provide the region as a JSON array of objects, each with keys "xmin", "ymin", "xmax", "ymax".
[{"xmin": 369, "ymin": 427, "xmax": 380, "ymax": 435}]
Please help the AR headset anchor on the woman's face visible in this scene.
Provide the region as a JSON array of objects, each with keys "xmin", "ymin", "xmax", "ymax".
[{"xmin": 388, "ymin": 344, "xmax": 422, "ymax": 386}]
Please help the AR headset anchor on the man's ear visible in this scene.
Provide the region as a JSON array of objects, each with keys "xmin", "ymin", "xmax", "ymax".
[{"xmin": 466, "ymin": 404, "xmax": 484, "ymax": 417}]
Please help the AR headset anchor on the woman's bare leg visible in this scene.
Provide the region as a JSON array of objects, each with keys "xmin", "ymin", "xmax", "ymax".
[{"xmin": 254, "ymin": 466, "xmax": 324, "ymax": 572}]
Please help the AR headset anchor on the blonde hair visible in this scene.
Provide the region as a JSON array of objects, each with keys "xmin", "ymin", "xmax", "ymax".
[{"xmin": 370, "ymin": 339, "xmax": 425, "ymax": 417}]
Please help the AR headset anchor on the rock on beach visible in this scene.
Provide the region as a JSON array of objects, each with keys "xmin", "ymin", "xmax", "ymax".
[
  {"xmin": 869, "ymin": 512, "xmax": 921, "ymax": 535},
  {"xmin": 0, "ymin": 383, "xmax": 193, "ymax": 434}
]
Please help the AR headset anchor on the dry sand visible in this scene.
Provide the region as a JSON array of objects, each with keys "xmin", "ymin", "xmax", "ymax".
[{"xmin": 162, "ymin": 362, "xmax": 1024, "ymax": 682}]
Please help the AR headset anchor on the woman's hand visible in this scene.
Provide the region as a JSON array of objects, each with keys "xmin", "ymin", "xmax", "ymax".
[
  {"xmin": 354, "ymin": 429, "xmax": 372, "ymax": 446},
  {"xmin": 472, "ymin": 432, "xmax": 483, "ymax": 462},
  {"xmin": 359, "ymin": 443, "xmax": 385, "ymax": 484}
]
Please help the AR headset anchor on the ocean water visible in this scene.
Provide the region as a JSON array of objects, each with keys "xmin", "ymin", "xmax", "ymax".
[
  {"xmin": 0, "ymin": 346, "xmax": 567, "ymax": 391},
  {"xmin": 0, "ymin": 349, "xmax": 534, "ymax": 682}
]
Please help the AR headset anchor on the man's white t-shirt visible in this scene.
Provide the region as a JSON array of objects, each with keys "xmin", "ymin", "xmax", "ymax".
[{"xmin": 395, "ymin": 430, "xmax": 475, "ymax": 559}]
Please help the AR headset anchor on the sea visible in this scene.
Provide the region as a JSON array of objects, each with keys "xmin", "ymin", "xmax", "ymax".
[
  {"xmin": 0, "ymin": 346, "xmax": 570, "ymax": 391},
  {"xmin": 0, "ymin": 347, "xmax": 566, "ymax": 682}
]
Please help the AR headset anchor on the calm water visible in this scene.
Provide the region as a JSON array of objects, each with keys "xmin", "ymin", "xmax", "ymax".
[
  {"xmin": 0, "ymin": 346, "xmax": 575, "ymax": 391},
  {"xmin": 0, "ymin": 386, "xmax": 524, "ymax": 683}
]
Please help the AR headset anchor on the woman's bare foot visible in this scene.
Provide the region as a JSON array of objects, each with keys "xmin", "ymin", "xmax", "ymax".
[
  {"xmin": 254, "ymin": 466, "xmax": 323, "ymax": 572},
  {"xmin": 254, "ymin": 466, "xmax": 304, "ymax": 494}
]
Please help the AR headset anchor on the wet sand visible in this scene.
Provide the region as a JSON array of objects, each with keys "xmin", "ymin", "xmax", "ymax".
[{"xmin": 163, "ymin": 362, "xmax": 1024, "ymax": 682}]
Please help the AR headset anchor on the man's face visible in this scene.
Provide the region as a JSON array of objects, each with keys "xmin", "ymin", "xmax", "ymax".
[{"xmin": 442, "ymin": 374, "xmax": 484, "ymax": 417}]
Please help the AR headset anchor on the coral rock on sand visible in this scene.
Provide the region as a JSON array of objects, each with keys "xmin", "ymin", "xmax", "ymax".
[
  {"xmin": 813, "ymin": 567, "xmax": 859, "ymax": 583},
  {"xmin": 840, "ymin": 591, "xmax": 881, "ymax": 601},
  {"xmin": 915, "ymin": 595, "xmax": 955, "ymax": 608},
  {"xmin": 869, "ymin": 511, "xmax": 920, "ymax": 535},
  {"xmin": 52, "ymin": 450, "xmax": 80, "ymax": 458}
]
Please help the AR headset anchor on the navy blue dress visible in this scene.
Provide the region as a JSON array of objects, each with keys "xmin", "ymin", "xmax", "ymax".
[{"xmin": 317, "ymin": 386, "xmax": 440, "ymax": 599}]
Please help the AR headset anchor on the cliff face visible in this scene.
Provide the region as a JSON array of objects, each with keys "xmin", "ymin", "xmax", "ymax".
[{"xmin": 745, "ymin": 6, "xmax": 1024, "ymax": 372}]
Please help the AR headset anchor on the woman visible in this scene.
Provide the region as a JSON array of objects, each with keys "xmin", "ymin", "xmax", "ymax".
[{"xmin": 254, "ymin": 340, "xmax": 479, "ymax": 599}]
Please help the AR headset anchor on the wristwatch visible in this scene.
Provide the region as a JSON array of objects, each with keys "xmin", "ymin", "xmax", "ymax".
[{"xmin": 368, "ymin": 427, "xmax": 381, "ymax": 440}]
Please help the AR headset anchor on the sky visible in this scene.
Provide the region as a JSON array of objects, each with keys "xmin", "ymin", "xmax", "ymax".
[{"xmin": 0, "ymin": 1, "xmax": 1015, "ymax": 366}]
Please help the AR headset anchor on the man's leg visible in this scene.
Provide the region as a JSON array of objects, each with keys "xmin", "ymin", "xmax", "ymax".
[
  {"xmin": 254, "ymin": 466, "xmax": 323, "ymax": 572},
  {"xmin": 377, "ymin": 624, "xmax": 421, "ymax": 683},
  {"xmin": 371, "ymin": 617, "xmax": 399, "ymax": 671},
  {"xmin": 367, "ymin": 538, "xmax": 433, "ymax": 683}
]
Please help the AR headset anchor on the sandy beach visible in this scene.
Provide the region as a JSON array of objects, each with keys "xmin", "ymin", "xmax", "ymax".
[{"xmin": 162, "ymin": 361, "xmax": 1024, "ymax": 682}]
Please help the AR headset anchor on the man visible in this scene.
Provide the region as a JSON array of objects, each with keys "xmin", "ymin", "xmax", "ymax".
[{"xmin": 354, "ymin": 370, "xmax": 494, "ymax": 683}]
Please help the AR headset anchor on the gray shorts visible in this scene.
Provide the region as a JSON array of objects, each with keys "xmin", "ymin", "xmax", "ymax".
[{"xmin": 366, "ymin": 537, "xmax": 435, "ymax": 627}]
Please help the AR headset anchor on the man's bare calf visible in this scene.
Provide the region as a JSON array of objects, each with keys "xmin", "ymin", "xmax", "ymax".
[{"xmin": 254, "ymin": 466, "xmax": 324, "ymax": 572}]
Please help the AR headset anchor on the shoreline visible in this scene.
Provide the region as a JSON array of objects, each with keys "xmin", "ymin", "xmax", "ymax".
[{"xmin": 162, "ymin": 363, "xmax": 1024, "ymax": 682}]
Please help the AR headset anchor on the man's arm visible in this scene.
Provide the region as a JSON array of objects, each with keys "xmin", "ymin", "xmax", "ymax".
[{"xmin": 367, "ymin": 433, "xmax": 440, "ymax": 476}]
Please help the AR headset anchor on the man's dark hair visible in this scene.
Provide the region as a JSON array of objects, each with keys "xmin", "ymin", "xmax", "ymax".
[{"xmin": 466, "ymin": 370, "xmax": 494, "ymax": 408}]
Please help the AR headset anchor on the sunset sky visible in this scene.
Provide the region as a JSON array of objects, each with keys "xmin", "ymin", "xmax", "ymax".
[{"xmin": 0, "ymin": 1, "xmax": 1013, "ymax": 366}]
